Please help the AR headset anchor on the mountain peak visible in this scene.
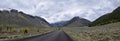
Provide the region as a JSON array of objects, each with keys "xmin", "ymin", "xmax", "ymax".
[
  {"xmin": 71, "ymin": 16, "xmax": 85, "ymax": 21},
  {"xmin": 73, "ymin": 16, "xmax": 80, "ymax": 19},
  {"xmin": 51, "ymin": 16, "xmax": 91, "ymax": 27},
  {"xmin": 73, "ymin": 16, "xmax": 83, "ymax": 19},
  {"xmin": 72, "ymin": 16, "xmax": 80, "ymax": 20},
  {"xmin": 64, "ymin": 16, "xmax": 91, "ymax": 27}
]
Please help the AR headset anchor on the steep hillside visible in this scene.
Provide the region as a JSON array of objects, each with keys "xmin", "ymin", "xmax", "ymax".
[
  {"xmin": 0, "ymin": 9, "xmax": 51, "ymax": 27},
  {"xmin": 89, "ymin": 7, "xmax": 120, "ymax": 27}
]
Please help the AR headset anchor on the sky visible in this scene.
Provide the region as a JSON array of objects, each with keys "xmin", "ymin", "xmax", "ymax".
[{"xmin": 0, "ymin": 0, "xmax": 120, "ymax": 23}]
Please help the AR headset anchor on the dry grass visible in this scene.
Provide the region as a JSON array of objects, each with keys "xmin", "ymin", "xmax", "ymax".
[
  {"xmin": 63, "ymin": 22, "xmax": 120, "ymax": 41},
  {"xmin": 0, "ymin": 27, "xmax": 57, "ymax": 39}
]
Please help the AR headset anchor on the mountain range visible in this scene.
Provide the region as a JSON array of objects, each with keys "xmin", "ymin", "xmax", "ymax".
[
  {"xmin": 0, "ymin": 9, "xmax": 51, "ymax": 27},
  {"xmin": 51, "ymin": 16, "xmax": 91, "ymax": 27},
  {"xmin": 52, "ymin": 6, "xmax": 120, "ymax": 27},
  {"xmin": 0, "ymin": 6, "xmax": 120, "ymax": 27}
]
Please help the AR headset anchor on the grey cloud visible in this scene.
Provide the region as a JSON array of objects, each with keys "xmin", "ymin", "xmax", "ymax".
[{"xmin": 0, "ymin": 0, "xmax": 120, "ymax": 23}]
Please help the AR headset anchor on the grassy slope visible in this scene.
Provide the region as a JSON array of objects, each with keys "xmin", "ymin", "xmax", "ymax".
[
  {"xmin": 89, "ymin": 7, "xmax": 120, "ymax": 27},
  {"xmin": 63, "ymin": 22, "xmax": 120, "ymax": 41}
]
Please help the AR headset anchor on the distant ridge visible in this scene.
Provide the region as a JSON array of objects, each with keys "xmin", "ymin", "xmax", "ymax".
[
  {"xmin": 51, "ymin": 16, "xmax": 91, "ymax": 27},
  {"xmin": 0, "ymin": 9, "xmax": 51, "ymax": 27},
  {"xmin": 51, "ymin": 21, "xmax": 68, "ymax": 27}
]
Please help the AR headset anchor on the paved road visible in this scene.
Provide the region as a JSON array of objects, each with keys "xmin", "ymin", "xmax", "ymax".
[{"xmin": 2, "ymin": 30, "xmax": 74, "ymax": 41}]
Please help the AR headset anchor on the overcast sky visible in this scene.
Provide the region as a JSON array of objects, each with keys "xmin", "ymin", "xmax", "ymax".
[{"xmin": 0, "ymin": 0, "xmax": 120, "ymax": 23}]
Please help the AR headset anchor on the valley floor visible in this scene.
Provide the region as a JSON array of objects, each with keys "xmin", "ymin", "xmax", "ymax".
[
  {"xmin": 63, "ymin": 22, "xmax": 120, "ymax": 41},
  {"xmin": 0, "ymin": 27, "xmax": 57, "ymax": 39},
  {"xmin": 0, "ymin": 22, "xmax": 120, "ymax": 41}
]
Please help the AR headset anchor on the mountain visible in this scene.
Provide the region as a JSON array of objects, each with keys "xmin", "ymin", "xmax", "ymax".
[
  {"xmin": 89, "ymin": 6, "xmax": 120, "ymax": 27},
  {"xmin": 51, "ymin": 16, "xmax": 91, "ymax": 27},
  {"xmin": 51, "ymin": 21, "xmax": 68, "ymax": 27},
  {"xmin": 64, "ymin": 16, "xmax": 91, "ymax": 27},
  {"xmin": 0, "ymin": 9, "xmax": 51, "ymax": 27}
]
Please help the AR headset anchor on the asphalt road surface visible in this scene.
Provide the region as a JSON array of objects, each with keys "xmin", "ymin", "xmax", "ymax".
[{"xmin": 2, "ymin": 30, "xmax": 74, "ymax": 41}]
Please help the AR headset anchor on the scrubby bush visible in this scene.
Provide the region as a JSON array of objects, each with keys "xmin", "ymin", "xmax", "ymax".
[
  {"xmin": 0, "ymin": 25, "xmax": 16, "ymax": 33},
  {"xmin": 20, "ymin": 28, "xmax": 30, "ymax": 34}
]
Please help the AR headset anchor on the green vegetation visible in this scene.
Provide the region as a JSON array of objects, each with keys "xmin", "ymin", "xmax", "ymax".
[
  {"xmin": 89, "ymin": 7, "xmax": 120, "ymax": 27},
  {"xmin": 63, "ymin": 22, "xmax": 120, "ymax": 41}
]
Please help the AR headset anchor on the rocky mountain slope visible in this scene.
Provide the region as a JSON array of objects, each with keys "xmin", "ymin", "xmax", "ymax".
[
  {"xmin": 0, "ymin": 9, "xmax": 51, "ymax": 27},
  {"xmin": 64, "ymin": 16, "xmax": 91, "ymax": 27},
  {"xmin": 51, "ymin": 16, "xmax": 91, "ymax": 27}
]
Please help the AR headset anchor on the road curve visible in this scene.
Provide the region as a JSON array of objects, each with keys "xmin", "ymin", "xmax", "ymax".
[{"xmin": 2, "ymin": 30, "xmax": 74, "ymax": 41}]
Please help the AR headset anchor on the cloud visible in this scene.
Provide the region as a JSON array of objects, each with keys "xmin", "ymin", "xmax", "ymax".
[{"xmin": 0, "ymin": 0, "xmax": 120, "ymax": 23}]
